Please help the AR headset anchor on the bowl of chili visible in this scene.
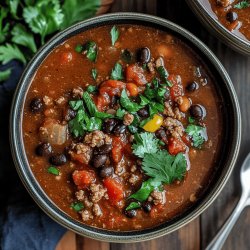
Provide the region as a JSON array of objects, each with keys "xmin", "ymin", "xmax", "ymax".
[
  {"xmin": 10, "ymin": 13, "xmax": 241, "ymax": 242},
  {"xmin": 187, "ymin": 0, "xmax": 250, "ymax": 56}
]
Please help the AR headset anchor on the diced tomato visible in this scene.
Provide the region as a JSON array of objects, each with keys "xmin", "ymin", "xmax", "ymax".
[
  {"xmin": 123, "ymin": 143, "xmax": 132, "ymax": 155},
  {"xmin": 112, "ymin": 137, "xmax": 124, "ymax": 163},
  {"xmin": 103, "ymin": 178, "xmax": 124, "ymax": 204},
  {"xmin": 126, "ymin": 83, "xmax": 139, "ymax": 96},
  {"xmin": 99, "ymin": 80, "xmax": 125, "ymax": 97},
  {"xmin": 168, "ymin": 137, "xmax": 186, "ymax": 155},
  {"xmin": 126, "ymin": 64, "xmax": 147, "ymax": 86},
  {"xmin": 72, "ymin": 170, "xmax": 95, "ymax": 189},
  {"xmin": 96, "ymin": 93, "xmax": 110, "ymax": 111},
  {"xmin": 168, "ymin": 74, "xmax": 184, "ymax": 99},
  {"xmin": 181, "ymin": 133, "xmax": 191, "ymax": 146},
  {"xmin": 60, "ymin": 52, "xmax": 73, "ymax": 64}
]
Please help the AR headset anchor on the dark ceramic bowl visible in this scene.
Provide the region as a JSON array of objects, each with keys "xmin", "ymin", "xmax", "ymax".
[
  {"xmin": 10, "ymin": 13, "xmax": 241, "ymax": 242},
  {"xmin": 187, "ymin": 0, "xmax": 250, "ymax": 56}
]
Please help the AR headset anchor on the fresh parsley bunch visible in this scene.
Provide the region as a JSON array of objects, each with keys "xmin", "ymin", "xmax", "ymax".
[{"xmin": 0, "ymin": 0, "xmax": 101, "ymax": 82}]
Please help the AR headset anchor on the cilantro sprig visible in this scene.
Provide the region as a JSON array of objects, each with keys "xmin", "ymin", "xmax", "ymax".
[
  {"xmin": 110, "ymin": 25, "xmax": 119, "ymax": 46},
  {"xmin": 185, "ymin": 124, "xmax": 208, "ymax": 148},
  {"xmin": 234, "ymin": 0, "xmax": 250, "ymax": 9}
]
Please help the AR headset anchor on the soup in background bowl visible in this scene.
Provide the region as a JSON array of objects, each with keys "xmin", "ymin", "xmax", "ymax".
[{"xmin": 10, "ymin": 13, "xmax": 241, "ymax": 242}]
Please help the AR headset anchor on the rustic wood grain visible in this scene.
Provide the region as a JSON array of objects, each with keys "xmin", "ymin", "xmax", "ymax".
[
  {"xmin": 60, "ymin": 0, "xmax": 250, "ymax": 249},
  {"xmin": 56, "ymin": 231, "xmax": 76, "ymax": 250}
]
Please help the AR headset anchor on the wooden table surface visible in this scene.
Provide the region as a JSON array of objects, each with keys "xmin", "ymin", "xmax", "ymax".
[{"xmin": 57, "ymin": 1, "xmax": 250, "ymax": 249}]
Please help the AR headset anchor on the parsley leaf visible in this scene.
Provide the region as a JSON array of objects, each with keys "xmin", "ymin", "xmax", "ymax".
[
  {"xmin": 83, "ymin": 41, "xmax": 98, "ymax": 62},
  {"xmin": 0, "ymin": 44, "xmax": 26, "ymax": 64},
  {"xmin": 185, "ymin": 124, "xmax": 208, "ymax": 148},
  {"xmin": 69, "ymin": 109, "xmax": 87, "ymax": 137},
  {"xmin": 120, "ymin": 89, "xmax": 143, "ymax": 112},
  {"xmin": 86, "ymin": 85, "xmax": 97, "ymax": 93},
  {"xmin": 47, "ymin": 166, "xmax": 60, "ymax": 176},
  {"xmin": 61, "ymin": 0, "xmax": 100, "ymax": 29},
  {"xmin": 9, "ymin": 0, "xmax": 19, "ymax": 19},
  {"xmin": 129, "ymin": 178, "xmax": 162, "ymax": 202},
  {"xmin": 142, "ymin": 150, "xmax": 187, "ymax": 184},
  {"xmin": 234, "ymin": 0, "xmax": 250, "ymax": 9},
  {"xmin": 157, "ymin": 66, "xmax": 172, "ymax": 87},
  {"xmin": 71, "ymin": 202, "xmax": 84, "ymax": 212},
  {"xmin": 115, "ymin": 108, "xmax": 126, "ymax": 119},
  {"xmin": 11, "ymin": 24, "xmax": 37, "ymax": 53},
  {"xmin": 0, "ymin": 8, "xmax": 10, "ymax": 43},
  {"xmin": 91, "ymin": 68, "xmax": 97, "ymax": 80},
  {"xmin": 110, "ymin": 25, "xmax": 119, "ymax": 46},
  {"xmin": 111, "ymin": 62, "xmax": 124, "ymax": 80},
  {"xmin": 126, "ymin": 202, "xmax": 141, "ymax": 211},
  {"xmin": 0, "ymin": 68, "xmax": 12, "ymax": 82},
  {"xmin": 132, "ymin": 132, "xmax": 160, "ymax": 158}
]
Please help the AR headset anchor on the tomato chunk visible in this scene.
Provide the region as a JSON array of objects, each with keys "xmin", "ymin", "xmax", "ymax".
[
  {"xmin": 126, "ymin": 83, "xmax": 139, "ymax": 96},
  {"xmin": 168, "ymin": 137, "xmax": 186, "ymax": 155},
  {"xmin": 168, "ymin": 74, "xmax": 184, "ymax": 99},
  {"xmin": 99, "ymin": 80, "xmax": 125, "ymax": 97},
  {"xmin": 95, "ymin": 93, "xmax": 110, "ymax": 111},
  {"xmin": 103, "ymin": 178, "xmax": 124, "ymax": 204},
  {"xmin": 126, "ymin": 64, "xmax": 147, "ymax": 86},
  {"xmin": 72, "ymin": 170, "xmax": 95, "ymax": 189}
]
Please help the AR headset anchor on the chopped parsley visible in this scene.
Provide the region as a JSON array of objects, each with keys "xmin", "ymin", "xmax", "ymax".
[
  {"xmin": 125, "ymin": 202, "xmax": 141, "ymax": 211},
  {"xmin": 142, "ymin": 150, "xmax": 187, "ymax": 184},
  {"xmin": 157, "ymin": 66, "xmax": 172, "ymax": 87},
  {"xmin": 74, "ymin": 44, "xmax": 83, "ymax": 53},
  {"xmin": 0, "ymin": 68, "xmax": 12, "ymax": 82},
  {"xmin": 110, "ymin": 62, "xmax": 124, "ymax": 80},
  {"xmin": 132, "ymin": 132, "xmax": 160, "ymax": 158},
  {"xmin": 110, "ymin": 25, "xmax": 119, "ymax": 46},
  {"xmin": 120, "ymin": 89, "xmax": 143, "ymax": 112},
  {"xmin": 71, "ymin": 202, "xmax": 84, "ymax": 212},
  {"xmin": 83, "ymin": 41, "xmax": 98, "ymax": 62},
  {"xmin": 234, "ymin": 0, "xmax": 250, "ymax": 9},
  {"xmin": 186, "ymin": 124, "xmax": 208, "ymax": 148},
  {"xmin": 86, "ymin": 85, "xmax": 97, "ymax": 93},
  {"xmin": 91, "ymin": 68, "xmax": 97, "ymax": 80},
  {"xmin": 47, "ymin": 166, "xmax": 60, "ymax": 176}
]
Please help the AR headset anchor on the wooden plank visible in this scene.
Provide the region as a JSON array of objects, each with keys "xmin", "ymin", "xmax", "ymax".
[
  {"xmin": 75, "ymin": 234, "xmax": 110, "ymax": 250},
  {"xmin": 56, "ymin": 231, "xmax": 76, "ymax": 250}
]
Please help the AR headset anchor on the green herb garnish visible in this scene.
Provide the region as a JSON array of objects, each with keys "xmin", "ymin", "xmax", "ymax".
[
  {"xmin": 47, "ymin": 166, "xmax": 60, "ymax": 176},
  {"xmin": 75, "ymin": 44, "xmax": 83, "ymax": 53},
  {"xmin": 234, "ymin": 0, "xmax": 250, "ymax": 9},
  {"xmin": 110, "ymin": 25, "xmax": 119, "ymax": 46},
  {"xmin": 120, "ymin": 89, "xmax": 143, "ymax": 112},
  {"xmin": 0, "ymin": 43, "xmax": 26, "ymax": 64},
  {"xmin": 91, "ymin": 68, "xmax": 97, "ymax": 80},
  {"xmin": 115, "ymin": 108, "xmax": 126, "ymax": 119},
  {"xmin": 0, "ymin": 68, "xmax": 11, "ymax": 82},
  {"xmin": 83, "ymin": 41, "xmax": 97, "ymax": 62},
  {"xmin": 129, "ymin": 178, "xmax": 162, "ymax": 202},
  {"xmin": 126, "ymin": 202, "xmax": 141, "ymax": 211},
  {"xmin": 111, "ymin": 62, "xmax": 124, "ymax": 80},
  {"xmin": 86, "ymin": 85, "xmax": 97, "ymax": 93},
  {"xmin": 188, "ymin": 116, "xmax": 195, "ymax": 124},
  {"xmin": 157, "ymin": 66, "xmax": 172, "ymax": 87},
  {"xmin": 185, "ymin": 124, "xmax": 208, "ymax": 148},
  {"xmin": 71, "ymin": 202, "xmax": 84, "ymax": 212},
  {"xmin": 132, "ymin": 132, "xmax": 160, "ymax": 158}
]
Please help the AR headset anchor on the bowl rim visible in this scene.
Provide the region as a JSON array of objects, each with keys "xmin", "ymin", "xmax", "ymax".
[
  {"xmin": 186, "ymin": 0, "xmax": 250, "ymax": 56},
  {"xmin": 10, "ymin": 12, "xmax": 241, "ymax": 242}
]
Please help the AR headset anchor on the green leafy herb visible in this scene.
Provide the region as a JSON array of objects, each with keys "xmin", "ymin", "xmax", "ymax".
[
  {"xmin": 111, "ymin": 62, "xmax": 124, "ymax": 80},
  {"xmin": 9, "ymin": 0, "xmax": 19, "ymax": 19},
  {"xmin": 121, "ymin": 49, "xmax": 132, "ymax": 63},
  {"xmin": 95, "ymin": 112, "xmax": 114, "ymax": 119},
  {"xmin": 83, "ymin": 41, "xmax": 98, "ymax": 62},
  {"xmin": 142, "ymin": 150, "xmax": 187, "ymax": 184},
  {"xmin": 47, "ymin": 166, "xmax": 60, "ymax": 176},
  {"xmin": 86, "ymin": 117, "xmax": 102, "ymax": 131},
  {"xmin": 116, "ymin": 108, "xmax": 126, "ymax": 119},
  {"xmin": 86, "ymin": 85, "xmax": 97, "ymax": 93},
  {"xmin": 148, "ymin": 102, "xmax": 164, "ymax": 116},
  {"xmin": 82, "ymin": 91, "xmax": 98, "ymax": 116},
  {"xmin": 91, "ymin": 68, "xmax": 97, "ymax": 80},
  {"xmin": 69, "ymin": 109, "xmax": 87, "ymax": 137},
  {"xmin": 0, "ymin": 8, "xmax": 10, "ymax": 43},
  {"xmin": 120, "ymin": 89, "xmax": 143, "ymax": 112},
  {"xmin": 110, "ymin": 25, "xmax": 119, "ymax": 46},
  {"xmin": 75, "ymin": 44, "xmax": 83, "ymax": 53},
  {"xmin": 234, "ymin": 0, "xmax": 250, "ymax": 9},
  {"xmin": 0, "ymin": 68, "xmax": 12, "ymax": 82},
  {"xmin": 139, "ymin": 117, "xmax": 152, "ymax": 128},
  {"xmin": 71, "ymin": 202, "xmax": 84, "ymax": 212},
  {"xmin": 157, "ymin": 66, "xmax": 172, "ymax": 87},
  {"xmin": 188, "ymin": 116, "xmax": 195, "ymax": 124},
  {"xmin": 61, "ymin": 0, "xmax": 100, "ymax": 29},
  {"xmin": 129, "ymin": 178, "xmax": 162, "ymax": 202},
  {"xmin": 128, "ymin": 125, "xmax": 138, "ymax": 134},
  {"xmin": 11, "ymin": 24, "xmax": 37, "ymax": 53},
  {"xmin": 0, "ymin": 43, "xmax": 26, "ymax": 64},
  {"xmin": 69, "ymin": 100, "xmax": 83, "ymax": 110},
  {"xmin": 139, "ymin": 95, "xmax": 150, "ymax": 106},
  {"xmin": 126, "ymin": 202, "xmax": 141, "ymax": 211},
  {"xmin": 132, "ymin": 132, "xmax": 160, "ymax": 158},
  {"xmin": 185, "ymin": 124, "xmax": 208, "ymax": 148}
]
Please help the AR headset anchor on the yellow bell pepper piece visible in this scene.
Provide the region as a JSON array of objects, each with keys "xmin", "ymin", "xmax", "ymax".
[{"xmin": 143, "ymin": 114, "xmax": 163, "ymax": 132}]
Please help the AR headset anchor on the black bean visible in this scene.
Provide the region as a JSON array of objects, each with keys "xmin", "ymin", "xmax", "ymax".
[
  {"xmin": 137, "ymin": 107, "xmax": 149, "ymax": 118},
  {"xmin": 142, "ymin": 201, "xmax": 152, "ymax": 213},
  {"xmin": 155, "ymin": 129, "xmax": 166, "ymax": 140},
  {"xmin": 124, "ymin": 209, "xmax": 137, "ymax": 218},
  {"xmin": 102, "ymin": 118, "xmax": 118, "ymax": 134},
  {"xmin": 92, "ymin": 154, "xmax": 107, "ymax": 168},
  {"xmin": 65, "ymin": 108, "xmax": 77, "ymax": 121},
  {"xmin": 50, "ymin": 153, "xmax": 67, "ymax": 166},
  {"xmin": 190, "ymin": 104, "xmax": 206, "ymax": 120},
  {"xmin": 111, "ymin": 96, "xmax": 118, "ymax": 107},
  {"xmin": 137, "ymin": 47, "xmax": 151, "ymax": 64},
  {"xmin": 226, "ymin": 11, "xmax": 238, "ymax": 23},
  {"xmin": 30, "ymin": 98, "xmax": 43, "ymax": 113},
  {"xmin": 94, "ymin": 144, "xmax": 112, "ymax": 155},
  {"xmin": 113, "ymin": 124, "xmax": 126, "ymax": 136},
  {"xmin": 99, "ymin": 165, "xmax": 114, "ymax": 178},
  {"xmin": 36, "ymin": 143, "xmax": 52, "ymax": 156},
  {"xmin": 186, "ymin": 81, "xmax": 199, "ymax": 92}
]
